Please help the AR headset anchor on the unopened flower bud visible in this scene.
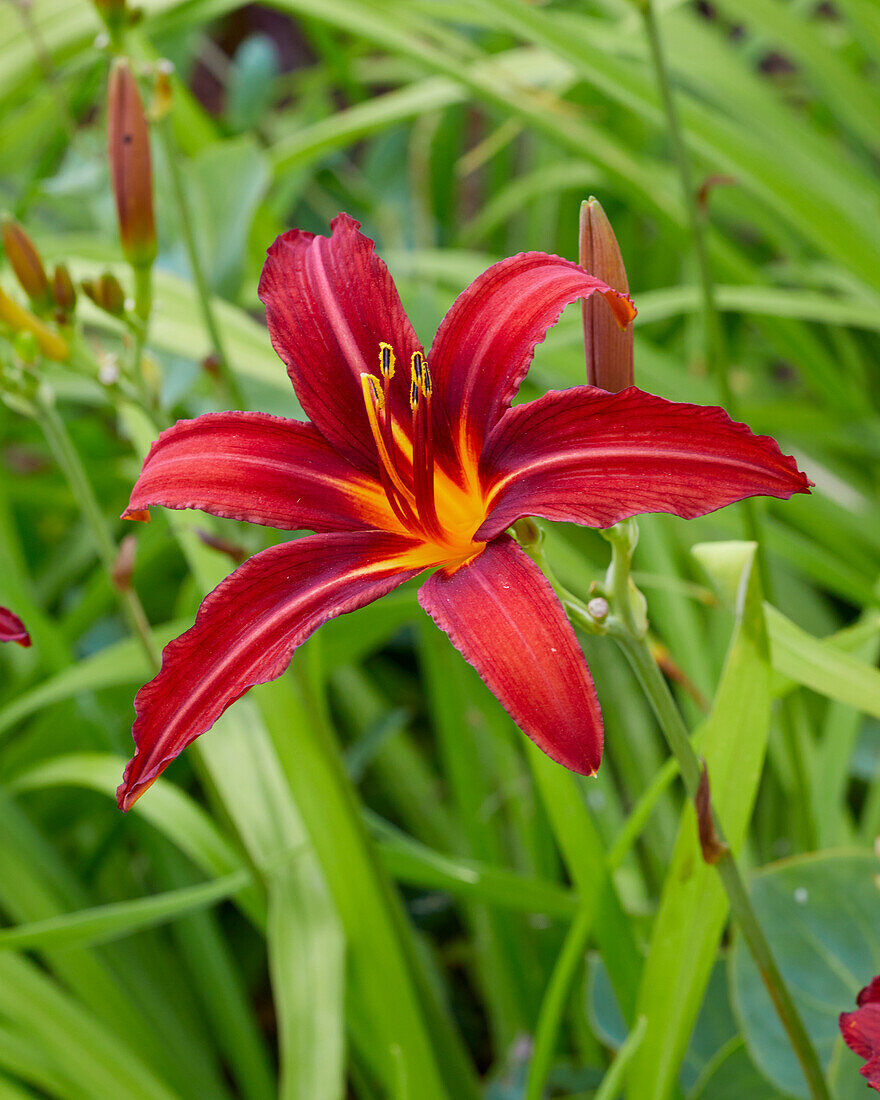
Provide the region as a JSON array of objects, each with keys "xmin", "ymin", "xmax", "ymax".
[
  {"xmin": 0, "ymin": 286, "xmax": 69, "ymax": 361},
  {"xmin": 51, "ymin": 264, "xmax": 77, "ymax": 315},
  {"xmin": 111, "ymin": 534, "xmax": 137, "ymax": 591},
  {"xmin": 586, "ymin": 596, "xmax": 609, "ymax": 623},
  {"xmin": 2, "ymin": 217, "xmax": 51, "ymax": 310},
  {"xmin": 108, "ymin": 59, "xmax": 157, "ymax": 268},
  {"xmin": 579, "ymin": 198, "xmax": 633, "ymax": 392},
  {"xmin": 512, "ymin": 516, "xmax": 542, "ymax": 549},
  {"xmin": 82, "ymin": 272, "xmax": 126, "ymax": 316}
]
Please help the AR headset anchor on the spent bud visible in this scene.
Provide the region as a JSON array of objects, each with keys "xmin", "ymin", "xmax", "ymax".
[
  {"xmin": 1, "ymin": 217, "xmax": 51, "ymax": 310},
  {"xmin": 579, "ymin": 197, "xmax": 633, "ymax": 391},
  {"xmin": 108, "ymin": 59, "xmax": 157, "ymax": 268}
]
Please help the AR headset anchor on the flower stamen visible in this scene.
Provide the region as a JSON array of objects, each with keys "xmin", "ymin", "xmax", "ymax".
[
  {"xmin": 360, "ymin": 372, "xmax": 418, "ymax": 528},
  {"xmin": 410, "ymin": 353, "xmax": 442, "ymax": 539}
]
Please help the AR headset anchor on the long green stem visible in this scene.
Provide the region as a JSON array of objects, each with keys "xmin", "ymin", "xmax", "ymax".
[
  {"xmin": 611, "ymin": 627, "xmax": 830, "ymax": 1099},
  {"xmin": 35, "ymin": 386, "xmax": 160, "ymax": 670},
  {"xmin": 156, "ymin": 120, "xmax": 246, "ymax": 410}
]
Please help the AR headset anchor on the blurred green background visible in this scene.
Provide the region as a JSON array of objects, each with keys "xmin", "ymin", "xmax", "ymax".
[{"xmin": 0, "ymin": 0, "xmax": 879, "ymax": 1097}]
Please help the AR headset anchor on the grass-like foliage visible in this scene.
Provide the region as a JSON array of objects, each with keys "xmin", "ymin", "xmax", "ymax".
[{"xmin": 0, "ymin": 0, "xmax": 878, "ymax": 1097}]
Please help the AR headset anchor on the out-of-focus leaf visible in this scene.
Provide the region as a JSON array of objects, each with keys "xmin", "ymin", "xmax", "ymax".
[
  {"xmin": 766, "ymin": 605, "xmax": 880, "ymax": 719},
  {"xmin": 226, "ymin": 35, "xmax": 281, "ymax": 134},
  {"xmin": 186, "ymin": 137, "xmax": 270, "ymax": 298},
  {"xmin": 0, "ymin": 622, "xmax": 187, "ymax": 741},
  {"xmin": 0, "ymin": 871, "xmax": 251, "ymax": 951}
]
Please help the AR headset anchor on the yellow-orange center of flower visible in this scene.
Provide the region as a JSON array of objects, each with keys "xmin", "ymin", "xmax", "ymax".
[{"xmin": 361, "ymin": 343, "xmax": 487, "ymax": 572}]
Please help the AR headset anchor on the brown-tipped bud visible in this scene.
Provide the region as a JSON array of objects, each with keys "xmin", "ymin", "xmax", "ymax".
[
  {"xmin": 82, "ymin": 272, "xmax": 126, "ymax": 316},
  {"xmin": 51, "ymin": 264, "xmax": 77, "ymax": 315},
  {"xmin": 111, "ymin": 534, "xmax": 137, "ymax": 591},
  {"xmin": 579, "ymin": 198, "xmax": 633, "ymax": 392},
  {"xmin": 100, "ymin": 271, "xmax": 126, "ymax": 315},
  {"xmin": 2, "ymin": 217, "xmax": 51, "ymax": 310},
  {"xmin": 108, "ymin": 60, "xmax": 157, "ymax": 268}
]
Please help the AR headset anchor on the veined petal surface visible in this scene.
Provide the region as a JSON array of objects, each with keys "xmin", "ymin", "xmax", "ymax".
[
  {"xmin": 0, "ymin": 607, "xmax": 30, "ymax": 647},
  {"xmin": 118, "ymin": 531, "xmax": 423, "ymax": 809},
  {"xmin": 123, "ymin": 412, "xmax": 397, "ymax": 533},
  {"xmin": 258, "ymin": 213, "xmax": 424, "ymax": 473},
  {"xmin": 476, "ymin": 386, "xmax": 811, "ymax": 540},
  {"xmin": 418, "ymin": 536, "xmax": 603, "ymax": 775},
  {"xmin": 428, "ymin": 252, "xmax": 634, "ymax": 464}
]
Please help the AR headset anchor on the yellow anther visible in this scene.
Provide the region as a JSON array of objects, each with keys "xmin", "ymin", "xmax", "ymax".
[
  {"xmin": 361, "ymin": 372, "xmax": 384, "ymax": 410},
  {"xmin": 379, "ymin": 341, "xmax": 396, "ymax": 378},
  {"xmin": 410, "ymin": 352, "xmax": 432, "ymax": 403},
  {"xmin": 409, "ymin": 378, "xmax": 420, "ymax": 410}
]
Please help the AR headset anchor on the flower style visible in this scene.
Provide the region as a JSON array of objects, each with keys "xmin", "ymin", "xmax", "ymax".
[
  {"xmin": 117, "ymin": 213, "xmax": 809, "ymax": 810},
  {"xmin": 0, "ymin": 608, "xmax": 30, "ymax": 647},
  {"xmin": 840, "ymin": 976, "xmax": 880, "ymax": 1091}
]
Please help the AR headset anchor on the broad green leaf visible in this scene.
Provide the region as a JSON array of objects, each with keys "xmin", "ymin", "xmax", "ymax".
[{"xmin": 729, "ymin": 850, "xmax": 880, "ymax": 1097}]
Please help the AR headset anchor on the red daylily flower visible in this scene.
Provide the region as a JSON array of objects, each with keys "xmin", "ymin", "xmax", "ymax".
[
  {"xmin": 0, "ymin": 607, "xmax": 30, "ymax": 647},
  {"xmin": 841, "ymin": 976, "xmax": 880, "ymax": 1091},
  {"xmin": 117, "ymin": 213, "xmax": 810, "ymax": 810}
]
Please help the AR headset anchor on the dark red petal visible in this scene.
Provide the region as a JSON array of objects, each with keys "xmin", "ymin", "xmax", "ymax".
[
  {"xmin": 118, "ymin": 532, "xmax": 422, "ymax": 809},
  {"xmin": 0, "ymin": 607, "xmax": 30, "ymax": 647},
  {"xmin": 258, "ymin": 214, "xmax": 424, "ymax": 473},
  {"xmin": 840, "ymin": 1001, "xmax": 880, "ymax": 1090},
  {"xmin": 418, "ymin": 536, "xmax": 603, "ymax": 775},
  {"xmin": 427, "ymin": 252, "xmax": 634, "ymax": 463},
  {"xmin": 123, "ymin": 411, "xmax": 398, "ymax": 533},
  {"xmin": 859, "ymin": 977, "xmax": 880, "ymax": 1008},
  {"xmin": 476, "ymin": 386, "xmax": 811, "ymax": 540}
]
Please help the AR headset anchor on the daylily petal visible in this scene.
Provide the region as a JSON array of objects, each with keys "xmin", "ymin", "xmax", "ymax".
[
  {"xmin": 123, "ymin": 411, "xmax": 398, "ymax": 533},
  {"xmin": 428, "ymin": 252, "xmax": 634, "ymax": 466},
  {"xmin": 418, "ymin": 536, "xmax": 603, "ymax": 775},
  {"xmin": 476, "ymin": 386, "xmax": 811, "ymax": 540},
  {"xmin": 840, "ymin": 976, "xmax": 880, "ymax": 1091},
  {"xmin": 258, "ymin": 213, "xmax": 424, "ymax": 473},
  {"xmin": 0, "ymin": 607, "xmax": 30, "ymax": 647},
  {"xmin": 118, "ymin": 531, "xmax": 424, "ymax": 809}
]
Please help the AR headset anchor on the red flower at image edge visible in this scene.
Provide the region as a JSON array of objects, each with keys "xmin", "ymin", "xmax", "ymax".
[
  {"xmin": 0, "ymin": 608, "xmax": 30, "ymax": 647},
  {"xmin": 117, "ymin": 213, "xmax": 810, "ymax": 810},
  {"xmin": 841, "ymin": 976, "xmax": 880, "ymax": 1091}
]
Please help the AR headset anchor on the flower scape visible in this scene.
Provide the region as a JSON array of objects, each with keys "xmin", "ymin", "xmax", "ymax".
[{"xmin": 117, "ymin": 213, "xmax": 809, "ymax": 810}]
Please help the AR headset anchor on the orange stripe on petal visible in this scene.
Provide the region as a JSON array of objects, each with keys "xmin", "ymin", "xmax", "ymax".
[
  {"xmin": 118, "ymin": 531, "xmax": 426, "ymax": 810},
  {"xmin": 124, "ymin": 411, "xmax": 402, "ymax": 534}
]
